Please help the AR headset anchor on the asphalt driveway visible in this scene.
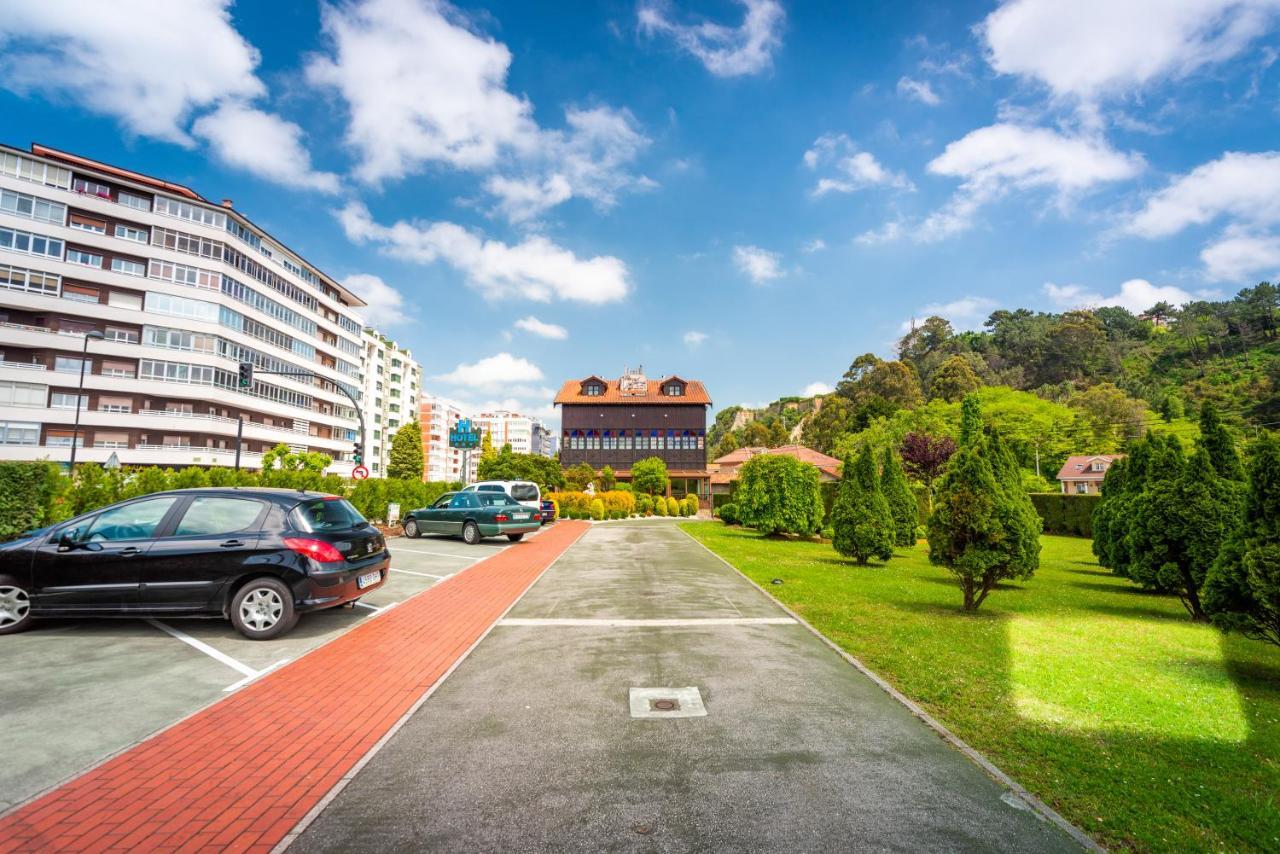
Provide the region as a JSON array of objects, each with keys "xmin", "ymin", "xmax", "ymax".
[{"xmin": 293, "ymin": 522, "xmax": 1081, "ymax": 852}]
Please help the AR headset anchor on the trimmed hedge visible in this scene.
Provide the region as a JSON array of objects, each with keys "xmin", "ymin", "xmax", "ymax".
[
  {"xmin": 0, "ymin": 461, "xmax": 66, "ymax": 541},
  {"xmin": 1028, "ymin": 492, "xmax": 1100, "ymax": 538}
]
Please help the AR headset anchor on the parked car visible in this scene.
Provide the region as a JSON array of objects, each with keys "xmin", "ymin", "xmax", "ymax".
[
  {"xmin": 0, "ymin": 488, "xmax": 388, "ymax": 640},
  {"xmin": 462, "ymin": 480, "xmax": 541, "ymax": 513},
  {"xmin": 539, "ymin": 499, "xmax": 557, "ymax": 524},
  {"xmin": 402, "ymin": 491, "xmax": 541, "ymax": 544}
]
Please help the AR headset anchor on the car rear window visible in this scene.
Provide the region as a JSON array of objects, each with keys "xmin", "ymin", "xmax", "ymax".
[
  {"xmin": 291, "ymin": 498, "xmax": 367, "ymax": 532},
  {"xmin": 510, "ymin": 483, "xmax": 538, "ymax": 501},
  {"xmin": 479, "ymin": 494, "xmax": 521, "ymax": 507}
]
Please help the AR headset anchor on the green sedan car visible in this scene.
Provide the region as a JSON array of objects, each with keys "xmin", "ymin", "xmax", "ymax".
[{"xmin": 402, "ymin": 491, "xmax": 541, "ymax": 544}]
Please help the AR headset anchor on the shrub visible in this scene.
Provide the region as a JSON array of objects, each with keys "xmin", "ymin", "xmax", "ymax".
[
  {"xmin": 590, "ymin": 498, "xmax": 605, "ymax": 521},
  {"xmin": 547, "ymin": 491, "xmax": 592, "ymax": 519},
  {"xmin": 0, "ymin": 461, "xmax": 64, "ymax": 542},
  {"xmin": 653, "ymin": 496, "xmax": 667, "ymax": 517},
  {"xmin": 632, "ymin": 457, "xmax": 669, "ymax": 496},
  {"xmin": 718, "ymin": 502, "xmax": 739, "ymax": 525},
  {"xmin": 1029, "ymin": 493, "xmax": 1100, "ymax": 537},
  {"xmin": 831, "ymin": 446, "xmax": 895, "ymax": 565},
  {"xmin": 601, "ymin": 490, "xmax": 636, "ymax": 518},
  {"xmin": 880, "ymin": 448, "xmax": 917, "ymax": 547},
  {"xmin": 735, "ymin": 454, "xmax": 824, "ymax": 536},
  {"xmin": 683, "ymin": 495, "xmax": 698, "ymax": 516},
  {"xmin": 666, "ymin": 496, "xmax": 681, "ymax": 517},
  {"xmin": 636, "ymin": 494, "xmax": 654, "ymax": 515}
]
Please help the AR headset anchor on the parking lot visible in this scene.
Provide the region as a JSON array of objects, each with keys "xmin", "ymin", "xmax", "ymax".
[{"xmin": 2, "ymin": 531, "xmax": 528, "ymax": 812}]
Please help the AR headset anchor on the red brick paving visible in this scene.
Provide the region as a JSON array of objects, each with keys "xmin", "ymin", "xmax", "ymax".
[{"xmin": 0, "ymin": 521, "xmax": 589, "ymax": 853}]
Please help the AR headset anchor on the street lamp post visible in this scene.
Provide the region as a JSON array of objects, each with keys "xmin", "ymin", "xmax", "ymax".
[{"xmin": 68, "ymin": 330, "xmax": 105, "ymax": 472}]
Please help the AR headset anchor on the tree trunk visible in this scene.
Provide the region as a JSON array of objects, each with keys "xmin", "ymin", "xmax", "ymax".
[
  {"xmin": 1180, "ymin": 566, "xmax": 1207, "ymax": 621},
  {"xmin": 961, "ymin": 579, "xmax": 977, "ymax": 611}
]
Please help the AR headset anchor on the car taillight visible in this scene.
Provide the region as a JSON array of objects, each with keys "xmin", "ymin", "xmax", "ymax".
[
  {"xmin": 494, "ymin": 513, "xmax": 509, "ymax": 522},
  {"xmin": 283, "ymin": 537, "xmax": 344, "ymax": 563}
]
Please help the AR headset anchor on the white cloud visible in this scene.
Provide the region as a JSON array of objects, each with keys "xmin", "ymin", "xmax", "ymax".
[
  {"xmin": 1127, "ymin": 151, "xmax": 1280, "ymax": 238},
  {"xmin": 638, "ymin": 0, "xmax": 785, "ymax": 77},
  {"xmin": 801, "ymin": 238, "xmax": 827, "ymax": 253},
  {"xmin": 342, "ymin": 273, "xmax": 406, "ymax": 328},
  {"xmin": 339, "ymin": 201, "xmax": 630, "ymax": 304},
  {"xmin": 1200, "ymin": 229, "xmax": 1280, "ymax": 281},
  {"xmin": 804, "ymin": 133, "xmax": 913, "ymax": 196},
  {"xmin": 1043, "ymin": 279, "xmax": 1197, "ymax": 312},
  {"xmin": 514, "ymin": 316, "xmax": 569, "ymax": 340},
  {"xmin": 192, "ymin": 103, "xmax": 339, "ymax": 193},
  {"xmin": 683, "ymin": 330, "xmax": 709, "ymax": 347},
  {"xmin": 432, "ymin": 353, "xmax": 544, "ymax": 391},
  {"xmin": 0, "ymin": 0, "xmax": 263, "ymax": 144},
  {"xmin": 856, "ymin": 220, "xmax": 906, "ymax": 245},
  {"xmin": 982, "ymin": 0, "xmax": 1280, "ymax": 100},
  {"xmin": 732, "ymin": 245, "xmax": 784, "ymax": 283},
  {"xmin": 802, "ymin": 381, "xmax": 832, "ymax": 397},
  {"xmin": 897, "ymin": 76, "xmax": 941, "ymax": 105},
  {"xmin": 307, "ymin": 0, "xmax": 537, "ymax": 183},
  {"xmin": 900, "ymin": 296, "xmax": 999, "ymax": 332}
]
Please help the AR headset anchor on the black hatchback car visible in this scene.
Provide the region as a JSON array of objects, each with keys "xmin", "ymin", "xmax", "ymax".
[{"xmin": 0, "ymin": 488, "xmax": 389, "ymax": 640}]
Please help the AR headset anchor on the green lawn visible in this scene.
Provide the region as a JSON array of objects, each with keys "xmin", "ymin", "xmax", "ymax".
[{"xmin": 681, "ymin": 522, "xmax": 1280, "ymax": 852}]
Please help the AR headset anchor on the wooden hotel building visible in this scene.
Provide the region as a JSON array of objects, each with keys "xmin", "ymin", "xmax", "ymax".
[{"xmin": 554, "ymin": 367, "xmax": 712, "ymax": 507}]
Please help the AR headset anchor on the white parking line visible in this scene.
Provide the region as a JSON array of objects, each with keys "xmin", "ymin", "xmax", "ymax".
[
  {"xmin": 222, "ymin": 658, "xmax": 290, "ymax": 693},
  {"xmin": 146, "ymin": 619, "xmax": 257, "ymax": 677},
  {"xmin": 354, "ymin": 600, "xmax": 399, "ymax": 613},
  {"xmin": 391, "ymin": 547, "xmax": 483, "ymax": 560},
  {"xmin": 391, "ymin": 567, "xmax": 447, "ymax": 579}
]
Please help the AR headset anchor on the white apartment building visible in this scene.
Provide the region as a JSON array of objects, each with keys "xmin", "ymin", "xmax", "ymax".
[
  {"xmin": 473, "ymin": 410, "xmax": 534, "ymax": 455},
  {"xmin": 0, "ymin": 143, "xmax": 368, "ymax": 472},
  {"xmin": 418, "ymin": 392, "xmax": 478, "ymax": 483},
  {"xmin": 360, "ymin": 329, "xmax": 421, "ymax": 477}
]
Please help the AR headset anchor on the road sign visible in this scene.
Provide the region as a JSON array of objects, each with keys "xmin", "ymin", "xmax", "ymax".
[
  {"xmin": 352, "ymin": 465, "xmax": 370, "ymax": 480},
  {"xmin": 449, "ymin": 418, "xmax": 481, "ymax": 449}
]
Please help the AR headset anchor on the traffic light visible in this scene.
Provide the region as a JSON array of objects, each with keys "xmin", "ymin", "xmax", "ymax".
[
  {"xmin": 237, "ymin": 361, "xmax": 253, "ymax": 388},
  {"xmin": 353, "ymin": 442, "xmax": 363, "ymax": 464}
]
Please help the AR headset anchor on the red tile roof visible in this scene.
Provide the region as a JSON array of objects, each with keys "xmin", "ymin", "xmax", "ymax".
[
  {"xmin": 554, "ymin": 376, "xmax": 712, "ymax": 405},
  {"xmin": 1055, "ymin": 454, "xmax": 1125, "ymax": 482},
  {"xmin": 712, "ymin": 445, "xmax": 842, "ymax": 479}
]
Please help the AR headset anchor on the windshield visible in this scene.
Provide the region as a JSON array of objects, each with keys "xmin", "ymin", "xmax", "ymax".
[
  {"xmin": 510, "ymin": 483, "xmax": 539, "ymax": 501},
  {"xmin": 478, "ymin": 493, "xmax": 521, "ymax": 507},
  {"xmin": 291, "ymin": 498, "xmax": 368, "ymax": 532}
]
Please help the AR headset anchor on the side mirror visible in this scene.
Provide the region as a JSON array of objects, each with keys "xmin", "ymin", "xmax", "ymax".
[{"xmin": 58, "ymin": 530, "xmax": 76, "ymax": 550}]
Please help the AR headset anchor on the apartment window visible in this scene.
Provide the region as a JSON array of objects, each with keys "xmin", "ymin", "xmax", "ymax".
[
  {"xmin": 0, "ymin": 153, "xmax": 71, "ymax": 189},
  {"xmin": 69, "ymin": 213, "xmax": 107, "ymax": 234},
  {"xmin": 98, "ymin": 396, "xmax": 132, "ymax": 413},
  {"xmin": 0, "ymin": 189, "xmax": 65, "ymax": 224},
  {"xmin": 62, "ymin": 283, "xmax": 100, "ymax": 303},
  {"xmin": 66, "ymin": 248, "xmax": 103, "ymax": 267},
  {"xmin": 104, "ymin": 326, "xmax": 139, "ymax": 344},
  {"xmin": 107, "ymin": 290, "xmax": 142, "ymax": 310},
  {"xmin": 72, "ymin": 177, "xmax": 112, "ymax": 199},
  {"xmin": 117, "ymin": 191, "xmax": 151, "ymax": 212},
  {"xmin": 0, "ymin": 381, "xmax": 46, "ymax": 406},
  {"xmin": 143, "ymin": 325, "xmax": 216, "ymax": 354},
  {"xmin": 152, "ymin": 226, "xmax": 222, "ymax": 260},
  {"xmin": 114, "ymin": 224, "xmax": 148, "ymax": 243},
  {"xmin": 154, "ymin": 196, "xmax": 226, "ymax": 228},
  {"xmin": 100, "ymin": 360, "xmax": 136, "ymax": 378},
  {"xmin": 110, "ymin": 258, "xmax": 146, "ymax": 277},
  {"xmin": 94, "ymin": 431, "xmax": 130, "ymax": 449},
  {"xmin": 44, "ymin": 432, "xmax": 87, "ymax": 449},
  {"xmin": 144, "ymin": 292, "xmax": 220, "ymax": 322},
  {"xmin": 148, "ymin": 259, "xmax": 218, "ymax": 289},
  {"xmin": 0, "ymin": 421, "xmax": 40, "ymax": 446},
  {"xmin": 0, "ymin": 227, "xmax": 63, "ymax": 260},
  {"xmin": 54, "ymin": 356, "xmax": 85, "ymax": 374},
  {"xmin": 50, "ymin": 392, "xmax": 89, "ymax": 409},
  {"xmin": 0, "ymin": 263, "xmax": 59, "ymax": 296}
]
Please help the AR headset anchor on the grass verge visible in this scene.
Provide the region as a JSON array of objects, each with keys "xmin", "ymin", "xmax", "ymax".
[{"xmin": 681, "ymin": 522, "xmax": 1280, "ymax": 852}]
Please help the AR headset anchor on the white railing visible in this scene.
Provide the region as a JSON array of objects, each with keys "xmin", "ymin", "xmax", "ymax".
[
  {"xmin": 0, "ymin": 360, "xmax": 47, "ymax": 371},
  {"xmin": 0, "ymin": 321, "xmax": 83, "ymax": 338},
  {"xmin": 136, "ymin": 408, "xmax": 313, "ymax": 436}
]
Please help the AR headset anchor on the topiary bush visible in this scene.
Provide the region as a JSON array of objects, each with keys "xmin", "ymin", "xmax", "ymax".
[
  {"xmin": 735, "ymin": 454, "xmax": 824, "ymax": 536},
  {"xmin": 718, "ymin": 502, "xmax": 739, "ymax": 525},
  {"xmin": 683, "ymin": 495, "xmax": 699, "ymax": 516},
  {"xmin": 666, "ymin": 496, "xmax": 681, "ymax": 517},
  {"xmin": 653, "ymin": 496, "xmax": 667, "ymax": 517},
  {"xmin": 636, "ymin": 493, "xmax": 654, "ymax": 515},
  {"xmin": 590, "ymin": 498, "xmax": 605, "ymax": 521}
]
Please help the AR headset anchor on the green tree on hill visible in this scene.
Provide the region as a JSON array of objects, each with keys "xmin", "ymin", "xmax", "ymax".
[
  {"xmin": 929, "ymin": 355, "xmax": 982, "ymax": 402},
  {"xmin": 1198, "ymin": 401, "xmax": 1245, "ymax": 482},
  {"xmin": 832, "ymin": 445, "xmax": 895, "ymax": 565},
  {"xmin": 927, "ymin": 395, "xmax": 1041, "ymax": 611},
  {"xmin": 387, "ymin": 419, "xmax": 424, "ymax": 481},
  {"xmin": 879, "ymin": 446, "xmax": 917, "ymax": 546},
  {"xmin": 800, "ymin": 395, "xmax": 853, "ymax": 455}
]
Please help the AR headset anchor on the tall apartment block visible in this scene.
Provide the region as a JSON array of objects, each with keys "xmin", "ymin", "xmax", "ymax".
[
  {"xmin": 359, "ymin": 329, "xmax": 421, "ymax": 477},
  {"xmin": 472, "ymin": 409, "xmax": 555, "ymax": 458},
  {"xmin": 418, "ymin": 392, "xmax": 477, "ymax": 483},
  {"xmin": 0, "ymin": 143, "xmax": 368, "ymax": 472}
]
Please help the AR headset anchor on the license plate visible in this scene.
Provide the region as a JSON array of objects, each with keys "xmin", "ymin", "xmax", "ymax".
[
  {"xmin": 357, "ymin": 571, "xmax": 381, "ymax": 589},
  {"xmin": 513, "ymin": 513, "xmax": 529, "ymax": 520}
]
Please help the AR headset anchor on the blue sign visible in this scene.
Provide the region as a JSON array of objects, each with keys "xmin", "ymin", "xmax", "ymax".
[{"xmin": 449, "ymin": 418, "xmax": 481, "ymax": 449}]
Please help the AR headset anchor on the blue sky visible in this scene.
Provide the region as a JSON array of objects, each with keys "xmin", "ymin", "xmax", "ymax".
[{"xmin": 2, "ymin": 0, "xmax": 1279, "ymax": 425}]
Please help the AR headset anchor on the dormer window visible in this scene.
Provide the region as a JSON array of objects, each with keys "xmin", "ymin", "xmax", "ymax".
[
  {"xmin": 583, "ymin": 382, "xmax": 604, "ymax": 396},
  {"xmin": 1091, "ymin": 460, "xmax": 1106, "ymax": 472},
  {"xmin": 663, "ymin": 382, "xmax": 685, "ymax": 396}
]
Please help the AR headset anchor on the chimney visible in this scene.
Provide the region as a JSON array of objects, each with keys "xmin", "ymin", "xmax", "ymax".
[{"xmin": 220, "ymin": 198, "xmax": 234, "ymax": 208}]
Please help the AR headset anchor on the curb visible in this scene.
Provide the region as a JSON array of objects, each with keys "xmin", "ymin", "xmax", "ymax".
[{"xmin": 677, "ymin": 524, "xmax": 1104, "ymax": 854}]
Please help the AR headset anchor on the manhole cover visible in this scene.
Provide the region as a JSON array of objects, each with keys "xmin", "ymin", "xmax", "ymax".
[{"xmin": 629, "ymin": 687, "xmax": 706, "ymax": 718}]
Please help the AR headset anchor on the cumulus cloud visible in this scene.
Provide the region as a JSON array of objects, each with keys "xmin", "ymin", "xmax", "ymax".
[
  {"xmin": 982, "ymin": 0, "xmax": 1280, "ymax": 101},
  {"xmin": 638, "ymin": 0, "xmax": 785, "ymax": 77},
  {"xmin": 339, "ymin": 201, "xmax": 630, "ymax": 304},
  {"xmin": 1200, "ymin": 229, "xmax": 1280, "ymax": 281},
  {"xmin": 804, "ymin": 133, "xmax": 913, "ymax": 196},
  {"xmin": 683, "ymin": 330, "xmax": 709, "ymax": 347},
  {"xmin": 514, "ymin": 316, "xmax": 569, "ymax": 340},
  {"xmin": 802, "ymin": 381, "xmax": 833, "ymax": 396},
  {"xmin": 432, "ymin": 353, "xmax": 545, "ymax": 391},
  {"xmin": 192, "ymin": 103, "xmax": 340, "ymax": 193},
  {"xmin": 732, "ymin": 245, "xmax": 784, "ymax": 283},
  {"xmin": 802, "ymin": 238, "xmax": 827, "ymax": 253},
  {"xmin": 897, "ymin": 76, "xmax": 941, "ymax": 105},
  {"xmin": 342, "ymin": 273, "xmax": 407, "ymax": 328},
  {"xmin": 900, "ymin": 296, "xmax": 999, "ymax": 332},
  {"xmin": 1127, "ymin": 151, "xmax": 1280, "ymax": 238},
  {"xmin": 1043, "ymin": 279, "xmax": 1198, "ymax": 312}
]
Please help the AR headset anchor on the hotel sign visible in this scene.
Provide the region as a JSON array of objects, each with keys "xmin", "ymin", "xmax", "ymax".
[
  {"xmin": 619, "ymin": 366, "xmax": 648, "ymax": 396},
  {"xmin": 449, "ymin": 418, "xmax": 481, "ymax": 449}
]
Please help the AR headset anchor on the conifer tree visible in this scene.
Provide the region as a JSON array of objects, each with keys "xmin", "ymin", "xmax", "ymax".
[
  {"xmin": 926, "ymin": 395, "xmax": 1040, "ymax": 611},
  {"xmin": 1199, "ymin": 401, "xmax": 1245, "ymax": 481},
  {"xmin": 387, "ymin": 419, "xmax": 424, "ymax": 481},
  {"xmin": 1203, "ymin": 431, "xmax": 1280, "ymax": 646},
  {"xmin": 831, "ymin": 445, "xmax": 895, "ymax": 565},
  {"xmin": 879, "ymin": 446, "xmax": 917, "ymax": 546}
]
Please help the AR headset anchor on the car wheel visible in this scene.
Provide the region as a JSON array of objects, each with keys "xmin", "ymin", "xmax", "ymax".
[
  {"xmin": 462, "ymin": 521, "xmax": 481, "ymax": 545},
  {"xmin": 507, "ymin": 533, "xmax": 524, "ymax": 542},
  {"xmin": 403, "ymin": 517, "xmax": 420, "ymax": 539},
  {"xmin": 0, "ymin": 577, "xmax": 33, "ymax": 636},
  {"xmin": 231, "ymin": 577, "xmax": 298, "ymax": 640}
]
